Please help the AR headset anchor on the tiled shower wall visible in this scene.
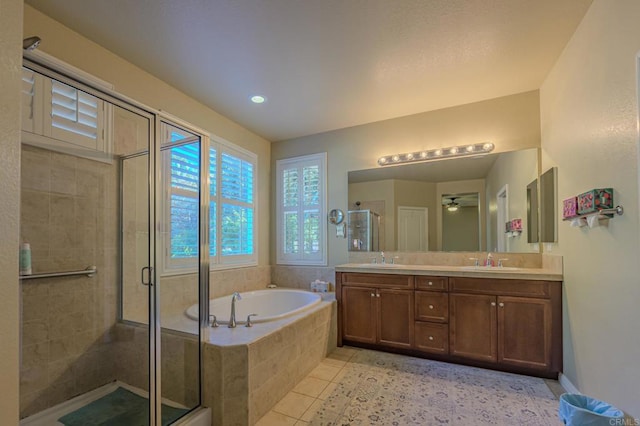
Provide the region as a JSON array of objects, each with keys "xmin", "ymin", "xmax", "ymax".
[{"xmin": 19, "ymin": 145, "xmax": 120, "ymax": 418}]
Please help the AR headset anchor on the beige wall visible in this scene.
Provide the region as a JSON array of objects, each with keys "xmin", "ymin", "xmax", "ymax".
[
  {"xmin": 272, "ymin": 90, "xmax": 541, "ymax": 266},
  {"xmin": 540, "ymin": 0, "xmax": 640, "ymax": 416},
  {"xmin": 0, "ymin": 0, "xmax": 22, "ymax": 422},
  {"xmin": 23, "ymin": 5, "xmax": 272, "ymax": 267},
  {"xmin": 436, "ymin": 179, "xmax": 486, "ymax": 251},
  {"xmin": 485, "ymin": 148, "xmax": 539, "ymax": 253},
  {"xmin": 442, "ymin": 206, "xmax": 480, "ymax": 251}
]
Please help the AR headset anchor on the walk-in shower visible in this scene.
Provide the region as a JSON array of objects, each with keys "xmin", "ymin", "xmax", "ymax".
[{"xmin": 19, "ymin": 55, "xmax": 209, "ymax": 425}]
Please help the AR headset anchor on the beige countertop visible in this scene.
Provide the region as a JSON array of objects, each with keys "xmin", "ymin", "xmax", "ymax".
[{"xmin": 335, "ymin": 263, "xmax": 563, "ymax": 281}]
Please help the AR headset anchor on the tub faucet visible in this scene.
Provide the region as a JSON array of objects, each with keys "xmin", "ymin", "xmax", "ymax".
[{"xmin": 228, "ymin": 292, "xmax": 242, "ymax": 328}]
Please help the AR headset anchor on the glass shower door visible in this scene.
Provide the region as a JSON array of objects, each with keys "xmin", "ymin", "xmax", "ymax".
[
  {"xmin": 156, "ymin": 121, "xmax": 205, "ymax": 423},
  {"xmin": 118, "ymin": 105, "xmax": 156, "ymax": 424}
]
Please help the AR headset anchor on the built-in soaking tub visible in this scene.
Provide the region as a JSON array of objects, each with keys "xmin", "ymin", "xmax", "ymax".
[
  {"xmin": 185, "ymin": 288, "xmax": 322, "ymax": 324},
  {"xmin": 187, "ymin": 288, "xmax": 336, "ymax": 426}
]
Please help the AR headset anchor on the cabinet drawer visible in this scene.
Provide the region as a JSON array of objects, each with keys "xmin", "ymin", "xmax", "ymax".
[
  {"xmin": 415, "ymin": 292, "xmax": 448, "ymax": 323},
  {"xmin": 415, "ymin": 322, "xmax": 449, "ymax": 354},
  {"xmin": 340, "ymin": 273, "xmax": 414, "ymax": 289},
  {"xmin": 449, "ymin": 277, "xmax": 551, "ymax": 298},
  {"xmin": 416, "ymin": 276, "xmax": 448, "ymax": 291}
]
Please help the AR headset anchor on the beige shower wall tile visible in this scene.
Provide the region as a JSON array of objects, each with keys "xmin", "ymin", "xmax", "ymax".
[
  {"xmin": 21, "ymin": 146, "xmax": 51, "ymax": 192},
  {"xmin": 22, "ymin": 320, "xmax": 49, "ymax": 346},
  {"xmin": 21, "ymin": 343, "xmax": 49, "ymax": 370}
]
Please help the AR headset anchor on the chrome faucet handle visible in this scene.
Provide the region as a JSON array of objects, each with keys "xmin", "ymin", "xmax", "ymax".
[
  {"xmin": 245, "ymin": 314, "xmax": 258, "ymax": 327},
  {"xmin": 469, "ymin": 257, "xmax": 479, "ymax": 267},
  {"xmin": 380, "ymin": 251, "xmax": 385, "ymax": 264},
  {"xmin": 497, "ymin": 258, "xmax": 509, "ymax": 267},
  {"xmin": 390, "ymin": 256, "xmax": 400, "ymax": 265},
  {"xmin": 209, "ymin": 314, "xmax": 219, "ymax": 327}
]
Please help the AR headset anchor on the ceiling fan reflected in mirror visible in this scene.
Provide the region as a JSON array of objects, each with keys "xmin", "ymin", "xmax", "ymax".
[{"xmin": 446, "ymin": 197, "xmax": 460, "ymax": 212}]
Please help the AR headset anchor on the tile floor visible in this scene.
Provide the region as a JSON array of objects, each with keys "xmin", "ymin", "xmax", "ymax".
[
  {"xmin": 256, "ymin": 347, "xmax": 561, "ymax": 426},
  {"xmin": 256, "ymin": 347, "xmax": 357, "ymax": 425}
]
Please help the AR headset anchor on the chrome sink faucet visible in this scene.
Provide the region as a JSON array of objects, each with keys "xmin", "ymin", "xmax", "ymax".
[
  {"xmin": 228, "ymin": 292, "xmax": 242, "ymax": 328},
  {"xmin": 380, "ymin": 251, "xmax": 386, "ymax": 264}
]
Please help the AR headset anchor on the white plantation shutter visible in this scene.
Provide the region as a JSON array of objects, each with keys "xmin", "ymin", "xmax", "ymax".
[
  {"xmin": 21, "ymin": 65, "xmax": 111, "ymax": 161},
  {"xmin": 162, "ymin": 125, "xmax": 257, "ymax": 273},
  {"xmin": 45, "ymin": 80, "xmax": 105, "ymax": 150},
  {"xmin": 276, "ymin": 153, "xmax": 327, "ymax": 265},
  {"xmin": 219, "ymin": 148, "xmax": 255, "ymax": 264},
  {"xmin": 168, "ymin": 142, "xmax": 200, "ymax": 267},
  {"xmin": 21, "ymin": 68, "xmax": 37, "ymax": 133}
]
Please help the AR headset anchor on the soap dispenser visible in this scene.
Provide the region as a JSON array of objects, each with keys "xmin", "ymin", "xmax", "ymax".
[{"xmin": 20, "ymin": 242, "xmax": 32, "ymax": 275}]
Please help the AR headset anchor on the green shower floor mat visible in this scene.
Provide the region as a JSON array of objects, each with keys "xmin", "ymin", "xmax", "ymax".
[{"xmin": 58, "ymin": 386, "xmax": 189, "ymax": 426}]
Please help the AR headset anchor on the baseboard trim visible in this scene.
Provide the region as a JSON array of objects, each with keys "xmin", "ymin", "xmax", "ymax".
[{"xmin": 559, "ymin": 373, "xmax": 580, "ymax": 394}]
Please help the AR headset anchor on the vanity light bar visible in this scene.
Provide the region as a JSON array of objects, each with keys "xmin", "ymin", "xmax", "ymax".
[{"xmin": 377, "ymin": 142, "xmax": 495, "ymax": 166}]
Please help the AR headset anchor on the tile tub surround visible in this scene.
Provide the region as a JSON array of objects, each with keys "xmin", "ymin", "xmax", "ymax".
[
  {"xmin": 258, "ymin": 347, "xmax": 563, "ymax": 425},
  {"xmin": 111, "ymin": 322, "xmax": 200, "ymax": 408},
  {"xmin": 202, "ymin": 299, "xmax": 337, "ymax": 426},
  {"xmin": 271, "ymin": 266, "xmax": 336, "ymax": 290},
  {"xmin": 123, "ymin": 266, "xmax": 273, "ymax": 324}
]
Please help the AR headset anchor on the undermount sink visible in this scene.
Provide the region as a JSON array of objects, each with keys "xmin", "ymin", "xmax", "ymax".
[
  {"xmin": 351, "ymin": 263, "xmax": 405, "ymax": 268},
  {"xmin": 460, "ymin": 266, "xmax": 521, "ymax": 271}
]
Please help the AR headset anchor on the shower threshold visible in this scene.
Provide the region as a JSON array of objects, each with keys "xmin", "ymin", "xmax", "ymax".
[{"xmin": 20, "ymin": 381, "xmax": 189, "ymax": 426}]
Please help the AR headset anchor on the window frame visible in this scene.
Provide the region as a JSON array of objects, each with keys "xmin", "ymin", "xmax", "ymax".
[
  {"xmin": 21, "ymin": 50, "xmax": 114, "ymax": 163},
  {"xmin": 276, "ymin": 152, "xmax": 328, "ymax": 266},
  {"xmin": 160, "ymin": 128, "xmax": 258, "ymax": 276}
]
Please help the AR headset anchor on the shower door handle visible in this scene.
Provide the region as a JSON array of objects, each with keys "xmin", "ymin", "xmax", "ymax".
[{"xmin": 141, "ymin": 266, "xmax": 153, "ymax": 286}]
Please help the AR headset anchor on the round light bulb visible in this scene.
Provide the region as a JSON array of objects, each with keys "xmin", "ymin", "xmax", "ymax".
[
  {"xmin": 434, "ymin": 149, "xmax": 442, "ymax": 156},
  {"xmin": 450, "ymin": 147, "xmax": 458, "ymax": 154},
  {"xmin": 483, "ymin": 143, "xmax": 494, "ymax": 151},
  {"xmin": 378, "ymin": 157, "xmax": 387, "ymax": 165},
  {"xmin": 466, "ymin": 145, "xmax": 475, "ymax": 152},
  {"xmin": 420, "ymin": 151, "xmax": 428, "ymax": 158},
  {"xmin": 406, "ymin": 153, "xmax": 414, "ymax": 160}
]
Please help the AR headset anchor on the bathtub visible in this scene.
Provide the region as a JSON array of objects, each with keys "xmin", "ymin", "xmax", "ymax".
[{"xmin": 184, "ymin": 289, "xmax": 322, "ymax": 324}]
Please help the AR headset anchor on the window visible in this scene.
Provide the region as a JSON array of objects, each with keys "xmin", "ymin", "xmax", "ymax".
[
  {"xmin": 162, "ymin": 124, "xmax": 257, "ymax": 273},
  {"xmin": 276, "ymin": 153, "xmax": 327, "ymax": 265},
  {"xmin": 21, "ymin": 66, "xmax": 111, "ymax": 161}
]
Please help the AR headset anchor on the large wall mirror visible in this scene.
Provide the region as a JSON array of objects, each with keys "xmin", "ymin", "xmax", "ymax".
[{"xmin": 347, "ymin": 148, "xmax": 541, "ymax": 253}]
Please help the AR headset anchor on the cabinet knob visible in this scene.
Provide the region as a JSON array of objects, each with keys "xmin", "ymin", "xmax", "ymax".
[
  {"xmin": 428, "ymin": 304, "xmax": 434, "ymax": 309},
  {"xmin": 428, "ymin": 336, "xmax": 434, "ymax": 341},
  {"xmin": 499, "ymin": 302, "xmax": 504, "ymax": 307},
  {"xmin": 491, "ymin": 302, "xmax": 496, "ymax": 306},
  {"xmin": 376, "ymin": 293, "xmax": 380, "ymax": 297},
  {"xmin": 428, "ymin": 281, "xmax": 433, "ymax": 286},
  {"xmin": 371, "ymin": 293, "xmax": 375, "ymax": 297}
]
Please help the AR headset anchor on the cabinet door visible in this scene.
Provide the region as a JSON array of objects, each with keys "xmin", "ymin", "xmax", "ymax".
[
  {"xmin": 449, "ymin": 293, "xmax": 497, "ymax": 362},
  {"xmin": 342, "ymin": 286, "xmax": 377, "ymax": 344},
  {"xmin": 377, "ymin": 289, "xmax": 414, "ymax": 349},
  {"xmin": 498, "ymin": 296, "xmax": 552, "ymax": 370}
]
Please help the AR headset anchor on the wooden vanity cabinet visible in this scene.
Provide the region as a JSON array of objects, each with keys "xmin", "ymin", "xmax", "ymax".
[
  {"xmin": 449, "ymin": 277, "xmax": 560, "ymax": 375},
  {"xmin": 414, "ymin": 276, "xmax": 449, "ymax": 355},
  {"xmin": 337, "ymin": 271, "xmax": 562, "ymax": 378},
  {"xmin": 338, "ymin": 273, "xmax": 414, "ymax": 349}
]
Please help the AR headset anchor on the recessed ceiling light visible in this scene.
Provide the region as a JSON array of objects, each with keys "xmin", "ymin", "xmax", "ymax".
[{"xmin": 250, "ymin": 95, "xmax": 266, "ymax": 104}]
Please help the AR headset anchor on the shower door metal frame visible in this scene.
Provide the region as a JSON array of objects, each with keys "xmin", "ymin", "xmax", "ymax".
[
  {"xmin": 22, "ymin": 54, "xmax": 209, "ymax": 425},
  {"xmin": 156, "ymin": 112, "xmax": 211, "ymax": 417}
]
